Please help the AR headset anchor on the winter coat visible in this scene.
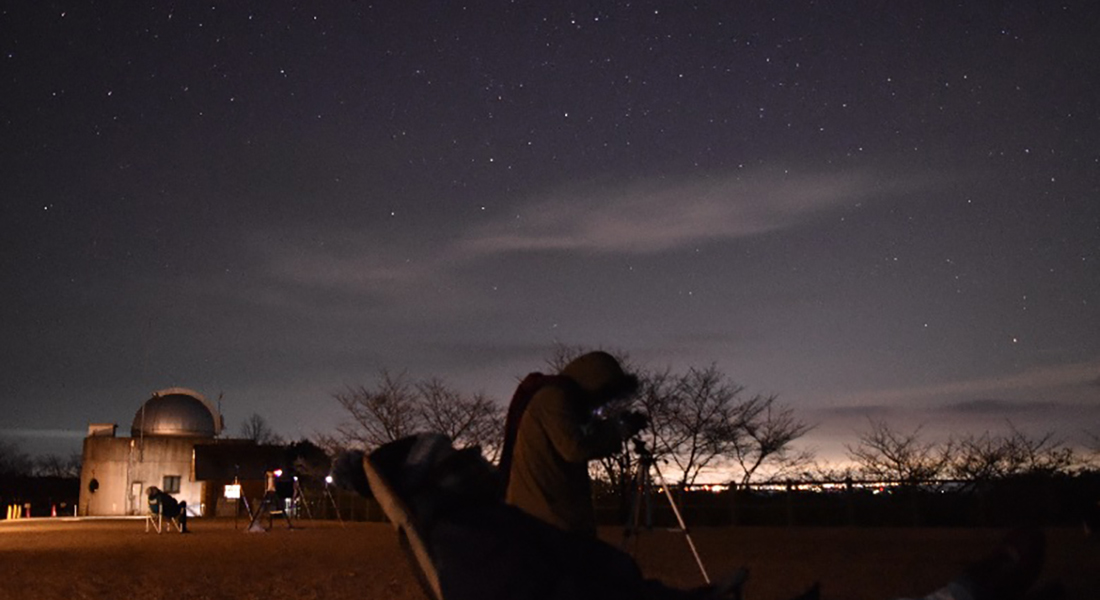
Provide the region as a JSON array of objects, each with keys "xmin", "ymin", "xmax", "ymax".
[{"xmin": 504, "ymin": 351, "xmax": 638, "ymax": 536}]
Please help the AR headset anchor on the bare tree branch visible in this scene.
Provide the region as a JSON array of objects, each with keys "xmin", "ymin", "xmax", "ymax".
[
  {"xmin": 33, "ymin": 453, "xmax": 81, "ymax": 478},
  {"xmin": 0, "ymin": 439, "xmax": 33, "ymax": 477},
  {"xmin": 417, "ymin": 378, "xmax": 504, "ymax": 461},
  {"xmin": 950, "ymin": 424, "xmax": 1077, "ymax": 483},
  {"xmin": 726, "ymin": 395, "xmax": 815, "ymax": 486},
  {"xmin": 333, "ymin": 370, "xmax": 422, "ymax": 450},
  {"xmin": 331, "ymin": 371, "xmax": 503, "ymax": 457},
  {"xmin": 238, "ymin": 413, "xmax": 285, "ymax": 445},
  {"xmin": 645, "ymin": 364, "xmax": 740, "ymax": 487},
  {"xmin": 846, "ymin": 419, "xmax": 953, "ymax": 484},
  {"xmin": 1085, "ymin": 430, "xmax": 1100, "ymax": 469}
]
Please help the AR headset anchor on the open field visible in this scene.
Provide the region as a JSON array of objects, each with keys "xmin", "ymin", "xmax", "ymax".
[{"xmin": 0, "ymin": 519, "xmax": 1095, "ymax": 600}]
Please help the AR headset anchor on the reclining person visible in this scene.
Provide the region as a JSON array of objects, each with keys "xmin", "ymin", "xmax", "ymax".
[{"xmin": 365, "ymin": 433, "xmax": 753, "ymax": 600}]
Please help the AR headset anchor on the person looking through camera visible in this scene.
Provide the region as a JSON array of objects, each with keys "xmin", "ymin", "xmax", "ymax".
[{"xmin": 500, "ymin": 350, "xmax": 647, "ymax": 536}]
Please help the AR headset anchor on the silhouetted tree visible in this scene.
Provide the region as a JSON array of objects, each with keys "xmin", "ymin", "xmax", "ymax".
[
  {"xmin": 846, "ymin": 420, "xmax": 954, "ymax": 484},
  {"xmin": 804, "ymin": 461, "xmax": 857, "ymax": 483},
  {"xmin": 997, "ymin": 425, "xmax": 1074, "ymax": 475},
  {"xmin": 951, "ymin": 431, "xmax": 1011, "ymax": 483},
  {"xmin": 333, "ymin": 370, "xmax": 421, "ymax": 449},
  {"xmin": 549, "ymin": 349, "xmax": 813, "ymax": 489},
  {"xmin": 417, "ymin": 378, "xmax": 504, "ymax": 462},
  {"xmin": 0, "ymin": 439, "xmax": 32, "ymax": 476},
  {"xmin": 285, "ymin": 439, "xmax": 332, "ymax": 483},
  {"xmin": 1086, "ymin": 430, "xmax": 1100, "ymax": 470},
  {"xmin": 949, "ymin": 425, "xmax": 1074, "ymax": 482},
  {"xmin": 649, "ymin": 364, "xmax": 739, "ymax": 487},
  {"xmin": 331, "ymin": 371, "xmax": 502, "ymax": 456},
  {"xmin": 33, "ymin": 453, "xmax": 81, "ymax": 478},
  {"xmin": 725, "ymin": 394, "xmax": 815, "ymax": 486},
  {"xmin": 238, "ymin": 413, "xmax": 285, "ymax": 445},
  {"xmin": 632, "ymin": 367, "xmax": 678, "ymax": 464}
]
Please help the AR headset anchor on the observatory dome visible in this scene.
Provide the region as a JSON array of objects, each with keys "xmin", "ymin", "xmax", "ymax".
[{"xmin": 131, "ymin": 388, "xmax": 223, "ymax": 438}]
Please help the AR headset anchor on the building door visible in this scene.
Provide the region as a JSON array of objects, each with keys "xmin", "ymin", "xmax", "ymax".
[{"xmin": 130, "ymin": 481, "xmax": 144, "ymax": 515}]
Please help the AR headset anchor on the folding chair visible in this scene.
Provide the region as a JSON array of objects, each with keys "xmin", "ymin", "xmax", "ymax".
[
  {"xmin": 145, "ymin": 503, "xmax": 184, "ymax": 533},
  {"xmin": 364, "ymin": 433, "xmax": 455, "ymax": 600},
  {"xmin": 145, "ymin": 489, "xmax": 186, "ymax": 534}
]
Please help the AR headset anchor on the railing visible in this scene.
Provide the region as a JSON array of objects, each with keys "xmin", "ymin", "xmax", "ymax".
[{"xmin": 594, "ymin": 473, "xmax": 1099, "ymax": 528}]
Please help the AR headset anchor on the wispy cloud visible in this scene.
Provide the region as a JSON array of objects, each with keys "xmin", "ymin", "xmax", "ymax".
[
  {"xmin": 810, "ymin": 395, "xmax": 1100, "ymax": 448},
  {"xmin": 0, "ymin": 428, "xmax": 85, "ymax": 439},
  {"xmin": 243, "ymin": 167, "xmax": 921, "ymax": 310},
  {"xmin": 831, "ymin": 360, "xmax": 1100, "ymax": 407},
  {"xmin": 269, "ymin": 250, "xmax": 428, "ymax": 293},
  {"xmin": 461, "ymin": 170, "xmax": 884, "ymax": 255},
  {"xmin": 815, "ymin": 404, "xmax": 901, "ymax": 418},
  {"xmin": 233, "ymin": 226, "xmax": 479, "ymax": 316},
  {"xmin": 937, "ymin": 398, "xmax": 1082, "ymax": 416},
  {"xmin": 244, "ymin": 228, "xmax": 431, "ymax": 292}
]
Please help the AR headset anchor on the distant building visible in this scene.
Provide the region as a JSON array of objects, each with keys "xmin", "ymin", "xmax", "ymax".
[
  {"xmin": 80, "ymin": 387, "xmax": 298, "ymax": 518},
  {"xmin": 79, "ymin": 388, "xmax": 227, "ymax": 516}
]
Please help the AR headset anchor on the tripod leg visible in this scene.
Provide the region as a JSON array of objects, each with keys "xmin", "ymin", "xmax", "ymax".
[
  {"xmin": 246, "ymin": 496, "xmax": 267, "ymax": 531},
  {"xmin": 326, "ymin": 487, "xmax": 344, "ymax": 525},
  {"xmin": 295, "ymin": 482, "xmax": 314, "ymax": 520},
  {"xmin": 621, "ymin": 465, "xmax": 645, "ymax": 551},
  {"xmin": 650, "ymin": 461, "xmax": 711, "ymax": 584}
]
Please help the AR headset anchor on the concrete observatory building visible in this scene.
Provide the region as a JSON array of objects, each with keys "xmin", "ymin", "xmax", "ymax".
[{"xmin": 79, "ymin": 387, "xmax": 225, "ymax": 516}]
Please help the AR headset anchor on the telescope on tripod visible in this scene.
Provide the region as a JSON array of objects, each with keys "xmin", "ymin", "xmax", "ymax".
[{"xmin": 622, "ymin": 437, "xmax": 710, "ymax": 583}]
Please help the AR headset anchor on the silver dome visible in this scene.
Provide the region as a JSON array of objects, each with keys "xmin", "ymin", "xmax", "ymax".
[{"xmin": 131, "ymin": 387, "xmax": 223, "ymax": 438}]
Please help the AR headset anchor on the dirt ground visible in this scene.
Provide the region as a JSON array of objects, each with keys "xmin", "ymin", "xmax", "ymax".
[{"xmin": 0, "ymin": 518, "xmax": 1095, "ymax": 600}]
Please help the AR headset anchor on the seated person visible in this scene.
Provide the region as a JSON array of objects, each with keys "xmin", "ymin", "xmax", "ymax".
[
  {"xmin": 500, "ymin": 351, "xmax": 645, "ymax": 537},
  {"xmin": 147, "ymin": 485, "xmax": 188, "ymax": 533}
]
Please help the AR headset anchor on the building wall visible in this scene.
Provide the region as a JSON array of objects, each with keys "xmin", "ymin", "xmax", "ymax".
[{"xmin": 80, "ymin": 435, "xmax": 210, "ymax": 517}]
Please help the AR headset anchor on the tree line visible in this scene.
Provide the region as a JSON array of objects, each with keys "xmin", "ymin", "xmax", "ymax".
[
  {"xmin": 5, "ymin": 346, "xmax": 1097, "ymax": 490},
  {"xmin": 838, "ymin": 419, "xmax": 1091, "ymax": 487},
  {"xmin": 0, "ymin": 440, "xmax": 81, "ymax": 479},
  {"xmin": 317, "ymin": 346, "xmax": 1100, "ymax": 490},
  {"xmin": 317, "ymin": 358, "xmax": 815, "ymax": 489}
]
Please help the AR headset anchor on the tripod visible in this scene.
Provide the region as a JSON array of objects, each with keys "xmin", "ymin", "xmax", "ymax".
[
  {"xmin": 622, "ymin": 438, "xmax": 710, "ymax": 583},
  {"xmin": 291, "ymin": 478, "xmax": 313, "ymax": 520},
  {"xmin": 323, "ymin": 477, "xmax": 345, "ymax": 526},
  {"xmin": 246, "ymin": 471, "xmax": 295, "ymax": 532}
]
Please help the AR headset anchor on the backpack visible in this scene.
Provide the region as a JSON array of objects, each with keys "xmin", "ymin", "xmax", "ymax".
[{"xmin": 497, "ymin": 372, "xmax": 580, "ymax": 493}]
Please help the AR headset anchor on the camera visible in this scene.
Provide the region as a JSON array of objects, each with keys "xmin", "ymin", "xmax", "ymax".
[{"xmin": 618, "ymin": 410, "xmax": 649, "ymax": 436}]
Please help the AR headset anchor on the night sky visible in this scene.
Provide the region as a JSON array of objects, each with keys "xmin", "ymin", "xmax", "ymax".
[{"xmin": 3, "ymin": 2, "xmax": 1098, "ymax": 471}]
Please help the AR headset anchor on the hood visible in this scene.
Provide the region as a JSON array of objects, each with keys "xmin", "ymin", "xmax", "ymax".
[{"xmin": 559, "ymin": 351, "xmax": 639, "ymax": 406}]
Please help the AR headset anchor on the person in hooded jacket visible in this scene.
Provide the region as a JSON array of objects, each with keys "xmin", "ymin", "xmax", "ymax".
[
  {"xmin": 503, "ymin": 350, "xmax": 647, "ymax": 536},
  {"xmin": 147, "ymin": 485, "xmax": 188, "ymax": 532}
]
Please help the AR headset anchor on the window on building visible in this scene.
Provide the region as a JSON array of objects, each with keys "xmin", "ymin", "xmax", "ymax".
[{"xmin": 162, "ymin": 475, "xmax": 181, "ymax": 494}]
